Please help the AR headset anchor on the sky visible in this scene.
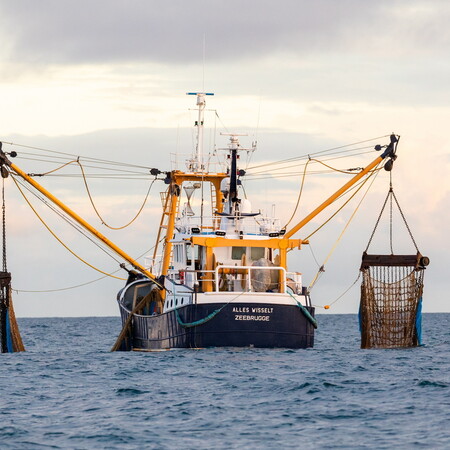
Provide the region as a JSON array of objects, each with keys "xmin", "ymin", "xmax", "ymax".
[{"xmin": 0, "ymin": 0, "xmax": 448, "ymax": 317}]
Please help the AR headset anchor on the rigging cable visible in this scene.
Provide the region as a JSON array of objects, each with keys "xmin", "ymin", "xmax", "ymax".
[
  {"xmin": 13, "ymin": 176, "xmax": 123, "ymax": 264},
  {"xmin": 307, "ymin": 243, "xmax": 322, "ymax": 269},
  {"xmin": 17, "ymin": 151, "xmax": 152, "ymax": 177},
  {"xmin": 317, "ymin": 273, "xmax": 362, "ymax": 310},
  {"xmin": 1, "ymin": 141, "xmax": 152, "ymax": 170},
  {"xmin": 246, "ymin": 135, "xmax": 389, "ymax": 171},
  {"xmin": 307, "ymin": 165, "xmax": 382, "ymax": 294},
  {"xmin": 14, "ymin": 275, "xmax": 119, "ymax": 293},
  {"xmin": 77, "ymin": 159, "xmax": 156, "ymax": 230},
  {"xmin": 282, "ymin": 158, "xmax": 312, "ymax": 230},
  {"xmin": 10, "ymin": 174, "xmax": 126, "ymax": 280},
  {"xmin": 283, "ymin": 158, "xmax": 379, "ymax": 230},
  {"xmin": 215, "ymin": 111, "xmax": 230, "ymax": 134},
  {"xmin": 303, "ymin": 166, "xmax": 382, "ymax": 242},
  {"xmin": 14, "ymin": 235, "xmax": 166, "ymax": 293},
  {"xmin": 246, "ymin": 148, "xmax": 375, "ymax": 177}
]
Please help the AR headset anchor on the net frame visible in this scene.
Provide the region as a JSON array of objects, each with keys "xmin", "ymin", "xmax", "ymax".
[{"xmin": 359, "ymin": 252, "xmax": 425, "ymax": 349}]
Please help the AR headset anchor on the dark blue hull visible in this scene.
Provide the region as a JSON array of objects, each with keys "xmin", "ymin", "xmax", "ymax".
[{"xmin": 119, "ymin": 302, "xmax": 315, "ymax": 350}]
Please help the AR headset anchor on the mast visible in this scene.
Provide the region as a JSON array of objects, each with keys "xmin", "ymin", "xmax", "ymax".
[
  {"xmin": 186, "ymin": 92, "xmax": 214, "ymax": 172},
  {"xmin": 220, "ymin": 133, "xmax": 248, "ymax": 215},
  {"xmin": 229, "ymin": 146, "xmax": 237, "ymax": 213}
]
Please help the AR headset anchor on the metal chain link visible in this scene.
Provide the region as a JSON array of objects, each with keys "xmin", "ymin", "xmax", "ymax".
[
  {"xmin": 365, "ymin": 174, "xmax": 420, "ymax": 254},
  {"xmin": 392, "ymin": 190, "xmax": 420, "ymax": 252},
  {"xmin": 2, "ymin": 178, "xmax": 6, "ymax": 273},
  {"xmin": 389, "ymin": 173, "xmax": 394, "ymax": 254},
  {"xmin": 365, "ymin": 188, "xmax": 391, "ymax": 253}
]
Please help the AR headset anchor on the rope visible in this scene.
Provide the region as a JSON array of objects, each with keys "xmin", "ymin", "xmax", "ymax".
[
  {"xmin": 20, "ymin": 154, "xmax": 153, "ymax": 177},
  {"xmin": 12, "ymin": 236, "xmax": 164, "ymax": 293},
  {"xmin": 13, "ymin": 275, "xmax": 117, "ymax": 293},
  {"xmin": 28, "ymin": 159, "xmax": 78, "ymax": 177},
  {"xmin": 247, "ymin": 135, "xmax": 389, "ymax": 171},
  {"xmin": 309, "ymin": 158, "xmax": 365, "ymax": 175},
  {"xmin": 174, "ymin": 290, "xmax": 246, "ymax": 328},
  {"xmin": 175, "ymin": 304, "xmax": 226, "ymax": 328},
  {"xmin": 13, "ymin": 175, "xmax": 125, "ymax": 265},
  {"xmin": 314, "ymin": 272, "xmax": 361, "ymax": 310},
  {"xmin": 287, "ymin": 291, "xmax": 318, "ymax": 328},
  {"xmin": 304, "ymin": 165, "xmax": 382, "ymax": 242},
  {"xmin": 307, "ymin": 167, "xmax": 381, "ymax": 292},
  {"xmin": 11, "ymin": 175, "xmax": 126, "ymax": 280},
  {"xmin": 77, "ymin": 159, "xmax": 155, "ymax": 230},
  {"xmin": 283, "ymin": 158, "xmax": 311, "ymax": 229},
  {"xmin": 283, "ymin": 158, "xmax": 378, "ymax": 231},
  {"xmin": 247, "ymin": 148, "xmax": 375, "ymax": 177},
  {"xmin": 307, "ymin": 243, "xmax": 322, "ymax": 269}
]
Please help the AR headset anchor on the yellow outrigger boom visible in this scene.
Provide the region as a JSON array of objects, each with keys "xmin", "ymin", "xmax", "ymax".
[
  {"xmin": 155, "ymin": 135, "xmax": 398, "ymax": 293},
  {"xmin": 286, "ymin": 155, "xmax": 381, "ymax": 238},
  {"xmin": 0, "ymin": 134, "xmax": 398, "ymax": 290},
  {"xmin": 284, "ymin": 135, "xmax": 399, "ymax": 239},
  {"xmin": 0, "ymin": 144, "xmax": 157, "ymax": 282}
]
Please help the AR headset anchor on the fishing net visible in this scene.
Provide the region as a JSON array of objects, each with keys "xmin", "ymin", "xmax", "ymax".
[
  {"xmin": 359, "ymin": 253, "xmax": 425, "ymax": 349},
  {"xmin": 359, "ymin": 177, "xmax": 429, "ymax": 349},
  {"xmin": 0, "ymin": 272, "xmax": 25, "ymax": 353},
  {"xmin": 0, "ymin": 174, "xmax": 25, "ymax": 353}
]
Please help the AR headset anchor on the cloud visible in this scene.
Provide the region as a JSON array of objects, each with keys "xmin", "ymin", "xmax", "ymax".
[{"xmin": 1, "ymin": 1, "xmax": 449, "ymax": 67}]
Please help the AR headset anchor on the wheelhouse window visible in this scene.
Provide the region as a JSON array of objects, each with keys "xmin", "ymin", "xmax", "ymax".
[
  {"xmin": 250, "ymin": 247, "xmax": 265, "ymax": 261},
  {"xmin": 231, "ymin": 246, "xmax": 246, "ymax": 260},
  {"xmin": 186, "ymin": 244, "xmax": 201, "ymax": 267}
]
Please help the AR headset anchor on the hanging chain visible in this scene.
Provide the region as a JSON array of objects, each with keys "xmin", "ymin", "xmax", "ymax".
[
  {"xmin": 2, "ymin": 178, "xmax": 6, "ymax": 273},
  {"xmin": 366, "ymin": 172, "xmax": 420, "ymax": 254},
  {"xmin": 0, "ymin": 177, "xmax": 8, "ymax": 353},
  {"xmin": 389, "ymin": 172, "xmax": 394, "ymax": 254},
  {"xmin": 391, "ymin": 190, "xmax": 420, "ymax": 252},
  {"xmin": 365, "ymin": 188, "xmax": 390, "ymax": 253}
]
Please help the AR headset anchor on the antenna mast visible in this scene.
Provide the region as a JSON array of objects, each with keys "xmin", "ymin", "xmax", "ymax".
[{"xmin": 186, "ymin": 92, "xmax": 214, "ymax": 172}]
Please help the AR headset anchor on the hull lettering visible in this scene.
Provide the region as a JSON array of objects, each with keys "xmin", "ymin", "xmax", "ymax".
[{"xmin": 234, "ymin": 315, "xmax": 270, "ymax": 322}]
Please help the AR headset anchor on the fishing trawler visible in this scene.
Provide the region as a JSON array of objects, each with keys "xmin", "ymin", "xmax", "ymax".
[
  {"xmin": 116, "ymin": 93, "xmax": 317, "ymax": 350},
  {"xmin": 112, "ymin": 93, "xmax": 399, "ymax": 351},
  {"xmin": 0, "ymin": 92, "xmax": 399, "ymax": 351}
]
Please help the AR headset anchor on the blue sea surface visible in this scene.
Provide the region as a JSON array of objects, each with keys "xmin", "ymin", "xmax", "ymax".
[{"xmin": 0, "ymin": 314, "xmax": 449, "ymax": 449}]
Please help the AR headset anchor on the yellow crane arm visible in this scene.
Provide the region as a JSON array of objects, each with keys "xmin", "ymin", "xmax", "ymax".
[
  {"xmin": 0, "ymin": 147, "xmax": 158, "ymax": 282},
  {"xmin": 284, "ymin": 135, "xmax": 398, "ymax": 239}
]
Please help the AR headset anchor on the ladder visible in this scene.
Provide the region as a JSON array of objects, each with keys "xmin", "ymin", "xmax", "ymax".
[{"xmin": 151, "ymin": 188, "xmax": 179, "ymax": 270}]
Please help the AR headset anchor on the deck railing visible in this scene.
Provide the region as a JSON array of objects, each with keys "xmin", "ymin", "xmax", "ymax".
[
  {"xmin": 171, "ymin": 267, "xmax": 303, "ymax": 295},
  {"xmin": 175, "ymin": 215, "xmax": 282, "ymax": 235},
  {"xmin": 214, "ymin": 265, "xmax": 287, "ymax": 293}
]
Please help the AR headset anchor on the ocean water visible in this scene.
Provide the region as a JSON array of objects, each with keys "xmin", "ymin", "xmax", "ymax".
[{"xmin": 0, "ymin": 314, "xmax": 449, "ymax": 449}]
